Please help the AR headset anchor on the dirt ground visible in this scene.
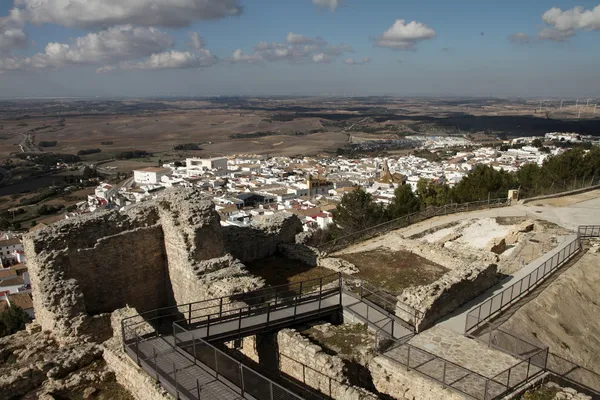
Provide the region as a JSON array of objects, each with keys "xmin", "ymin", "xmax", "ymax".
[
  {"xmin": 338, "ymin": 248, "xmax": 449, "ymax": 294},
  {"xmin": 0, "ymin": 109, "xmax": 346, "ymax": 159},
  {"xmin": 528, "ymin": 189, "xmax": 600, "ymax": 207},
  {"xmin": 245, "ymin": 255, "xmax": 335, "ymax": 290},
  {"xmin": 300, "ymin": 322, "xmax": 374, "ymax": 363}
]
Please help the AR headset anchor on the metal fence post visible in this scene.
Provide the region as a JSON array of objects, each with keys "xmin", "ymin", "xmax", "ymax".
[
  {"xmin": 270, "ymin": 381, "xmax": 274, "ymax": 400},
  {"xmin": 192, "ymin": 335, "xmax": 196, "ymax": 363},
  {"xmin": 442, "ymin": 362, "xmax": 447, "ymax": 388},
  {"xmin": 174, "ymin": 363, "xmax": 179, "ymax": 399},
  {"xmin": 188, "ymin": 303, "xmax": 192, "ymax": 323},
  {"xmin": 483, "ymin": 380, "xmax": 489, "ymax": 400},
  {"xmin": 135, "ymin": 335, "xmax": 140, "ymax": 365},
  {"xmin": 240, "ymin": 365, "xmax": 245, "ymax": 397},
  {"xmin": 406, "ymin": 346, "xmax": 411, "ymax": 371},
  {"xmin": 197, "ymin": 378, "xmax": 201, "ymax": 399},
  {"xmin": 154, "ymin": 348, "xmax": 159, "ymax": 382},
  {"xmin": 506, "ymin": 367, "xmax": 512, "ymax": 390},
  {"xmin": 214, "ymin": 349, "xmax": 219, "ymax": 378},
  {"xmin": 219, "ymin": 297, "xmax": 223, "ymax": 318}
]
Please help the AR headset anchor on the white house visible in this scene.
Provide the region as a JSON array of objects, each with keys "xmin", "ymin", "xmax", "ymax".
[
  {"xmin": 0, "ymin": 238, "xmax": 23, "ymax": 262},
  {"xmin": 133, "ymin": 167, "xmax": 171, "ymax": 184},
  {"xmin": 186, "ymin": 157, "xmax": 228, "ymax": 177},
  {"xmin": 95, "ymin": 183, "xmax": 117, "ymax": 201}
]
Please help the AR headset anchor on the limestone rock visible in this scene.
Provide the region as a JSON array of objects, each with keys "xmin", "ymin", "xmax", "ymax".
[
  {"xmin": 488, "ymin": 237, "xmax": 507, "ymax": 254},
  {"xmin": 318, "ymin": 257, "xmax": 359, "ymax": 274},
  {"xmin": 222, "ymin": 213, "xmax": 303, "ymax": 263},
  {"xmin": 397, "ymin": 263, "xmax": 499, "ymax": 331}
]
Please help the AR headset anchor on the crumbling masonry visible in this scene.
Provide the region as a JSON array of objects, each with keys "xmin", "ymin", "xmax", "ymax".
[{"xmin": 23, "ymin": 188, "xmax": 303, "ymax": 342}]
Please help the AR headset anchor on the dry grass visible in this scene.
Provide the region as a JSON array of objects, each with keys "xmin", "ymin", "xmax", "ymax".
[
  {"xmin": 245, "ymin": 255, "xmax": 335, "ymax": 290},
  {"xmin": 301, "ymin": 323, "xmax": 374, "ymax": 361},
  {"xmin": 339, "ymin": 248, "xmax": 449, "ymax": 294}
]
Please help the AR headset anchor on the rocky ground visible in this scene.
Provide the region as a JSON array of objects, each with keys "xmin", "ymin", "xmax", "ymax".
[
  {"xmin": 0, "ymin": 323, "xmax": 134, "ymax": 400},
  {"xmin": 522, "ymin": 381, "xmax": 592, "ymax": 400}
]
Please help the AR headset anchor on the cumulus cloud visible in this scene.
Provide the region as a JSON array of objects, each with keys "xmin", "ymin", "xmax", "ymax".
[
  {"xmin": 542, "ymin": 5, "xmax": 600, "ymax": 32},
  {"xmin": 344, "ymin": 57, "xmax": 370, "ymax": 65},
  {"xmin": 532, "ymin": 5, "xmax": 600, "ymax": 41},
  {"xmin": 188, "ymin": 32, "xmax": 205, "ymax": 50},
  {"xmin": 0, "ymin": 17, "xmax": 27, "ymax": 54},
  {"xmin": 121, "ymin": 50, "xmax": 217, "ymax": 70},
  {"xmin": 228, "ymin": 48, "xmax": 263, "ymax": 63},
  {"xmin": 28, "ymin": 25, "xmax": 174, "ymax": 69},
  {"xmin": 232, "ymin": 33, "xmax": 351, "ymax": 64},
  {"xmin": 508, "ymin": 32, "xmax": 532, "ymax": 44},
  {"xmin": 375, "ymin": 19, "xmax": 436, "ymax": 50},
  {"xmin": 9, "ymin": 0, "xmax": 242, "ymax": 29},
  {"xmin": 537, "ymin": 28, "xmax": 574, "ymax": 41},
  {"xmin": 96, "ymin": 65, "xmax": 115, "ymax": 73},
  {"xmin": 312, "ymin": 53, "xmax": 332, "ymax": 63},
  {"xmin": 312, "ymin": 0, "xmax": 342, "ymax": 12}
]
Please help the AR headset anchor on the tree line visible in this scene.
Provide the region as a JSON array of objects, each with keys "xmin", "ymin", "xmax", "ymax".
[{"xmin": 317, "ymin": 147, "xmax": 600, "ymax": 242}]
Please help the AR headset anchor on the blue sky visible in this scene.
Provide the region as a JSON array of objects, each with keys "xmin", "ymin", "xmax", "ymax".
[{"xmin": 0, "ymin": 0, "xmax": 599, "ymax": 98}]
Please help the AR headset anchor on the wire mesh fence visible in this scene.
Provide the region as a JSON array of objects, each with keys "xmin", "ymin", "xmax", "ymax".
[{"xmin": 465, "ymin": 235, "xmax": 581, "ymax": 333}]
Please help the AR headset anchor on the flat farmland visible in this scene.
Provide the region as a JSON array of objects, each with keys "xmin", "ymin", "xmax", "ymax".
[{"xmin": 0, "ymin": 108, "xmax": 347, "ymax": 159}]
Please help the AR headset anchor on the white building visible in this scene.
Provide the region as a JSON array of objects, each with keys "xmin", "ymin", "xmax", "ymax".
[
  {"xmin": 95, "ymin": 183, "xmax": 117, "ymax": 201},
  {"xmin": 186, "ymin": 157, "xmax": 228, "ymax": 177},
  {"xmin": 134, "ymin": 167, "xmax": 171, "ymax": 184},
  {"xmin": 0, "ymin": 238, "xmax": 23, "ymax": 262}
]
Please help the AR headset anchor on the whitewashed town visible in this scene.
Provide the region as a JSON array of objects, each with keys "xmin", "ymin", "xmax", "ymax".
[{"xmin": 84, "ymin": 132, "xmax": 592, "ymax": 230}]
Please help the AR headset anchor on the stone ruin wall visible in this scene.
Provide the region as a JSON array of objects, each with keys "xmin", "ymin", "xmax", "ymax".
[
  {"xmin": 23, "ymin": 188, "xmax": 302, "ymax": 342},
  {"xmin": 221, "ymin": 214, "xmax": 303, "ymax": 263},
  {"xmin": 397, "ymin": 263, "xmax": 500, "ymax": 332},
  {"xmin": 277, "ymin": 329, "xmax": 379, "ymax": 400},
  {"xmin": 368, "ymin": 355, "xmax": 465, "ymax": 400}
]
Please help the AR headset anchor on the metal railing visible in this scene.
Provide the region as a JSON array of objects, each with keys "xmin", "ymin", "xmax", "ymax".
[
  {"xmin": 483, "ymin": 346, "xmax": 548, "ymax": 400},
  {"xmin": 122, "ymin": 273, "xmax": 341, "ymax": 344},
  {"xmin": 578, "ymin": 225, "xmax": 600, "ymax": 238},
  {"xmin": 464, "ymin": 235, "xmax": 581, "ymax": 333},
  {"xmin": 378, "ymin": 340, "xmax": 494, "ymax": 400},
  {"xmin": 317, "ymin": 198, "xmax": 509, "ymax": 254},
  {"xmin": 341, "ymin": 274, "xmax": 423, "ymax": 331},
  {"xmin": 172, "ymin": 322, "xmax": 306, "ymax": 400},
  {"xmin": 546, "ymin": 352, "xmax": 600, "ymax": 396}
]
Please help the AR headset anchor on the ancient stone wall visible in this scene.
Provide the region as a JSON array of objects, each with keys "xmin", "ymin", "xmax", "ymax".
[
  {"xmin": 277, "ymin": 329, "xmax": 379, "ymax": 400},
  {"xmin": 222, "ymin": 213, "xmax": 303, "ymax": 263},
  {"xmin": 68, "ymin": 225, "xmax": 167, "ymax": 315},
  {"xmin": 23, "ymin": 203, "xmax": 167, "ymax": 341},
  {"xmin": 397, "ymin": 263, "xmax": 499, "ymax": 332},
  {"xmin": 24, "ymin": 188, "xmax": 267, "ymax": 341},
  {"xmin": 369, "ymin": 355, "xmax": 465, "ymax": 400}
]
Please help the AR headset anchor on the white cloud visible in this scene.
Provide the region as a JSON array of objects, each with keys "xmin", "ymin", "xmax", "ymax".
[
  {"xmin": 0, "ymin": 17, "xmax": 27, "ymax": 54},
  {"xmin": 122, "ymin": 50, "xmax": 217, "ymax": 70},
  {"xmin": 0, "ymin": 56, "xmax": 26, "ymax": 71},
  {"xmin": 537, "ymin": 28, "xmax": 575, "ymax": 41},
  {"xmin": 228, "ymin": 48, "xmax": 263, "ymax": 63},
  {"xmin": 9, "ymin": 0, "xmax": 242, "ymax": 29},
  {"xmin": 28, "ymin": 25, "xmax": 174, "ymax": 69},
  {"xmin": 188, "ymin": 32, "xmax": 205, "ymax": 50},
  {"xmin": 542, "ymin": 5, "xmax": 600, "ymax": 32},
  {"xmin": 375, "ymin": 19, "xmax": 436, "ymax": 50},
  {"xmin": 244, "ymin": 33, "xmax": 350, "ymax": 64},
  {"xmin": 344, "ymin": 57, "xmax": 371, "ymax": 65},
  {"xmin": 533, "ymin": 5, "xmax": 600, "ymax": 41},
  {"xmin": 312, "ymin": 0, "xmax": 341, "ymax": 12},
  {"xmin": 287, "ymin": 32, "xmax": 308, "ymax": 44},
  {"xmin": 312, "ymin": 53, "xmax": 332, "ymax": 63},
  {"xmin": 508, "ymin": 32, "xmax": 532, "ymax": 44},
  {"xmin": 96, "ymin": 65, "xmax": 115, "ymax": 73}
]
